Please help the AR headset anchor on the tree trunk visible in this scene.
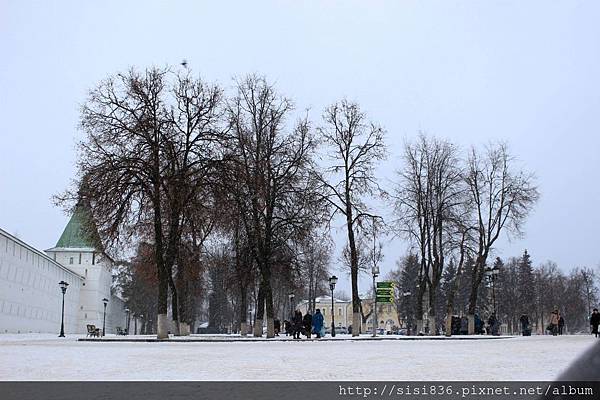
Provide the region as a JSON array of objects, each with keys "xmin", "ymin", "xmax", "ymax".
[
  {"xmin": 152, "ymin": 179, "xmax": 169, "ymax": 339},
  {"xmin": 346, "ymin": 203, "xmax": 361, "ymax": 337},
  {"xmin": 239, "ymin": 282, "xmax": 247, "ymax": 336},
  {"xmin": 156, "ymin": 247, "xmax": 169, "ymax": 339},
  {"xmin": 445, "ymin": 269, "xmax": 463, "ymax": 337},
  {"xmin": 467, "ymin": 256, "xmax": 485, "ymax": 334},
  {"xmin": 415, "ymin": 280, "xmax": 425, "ymax": 334},
  {"xmin": 428, "ymin": 285, "xmax": 438, "ymax": 335},
  {"xmin": 253, "ymin": 282, "xmax": 265, "ymax": 337},
  {"xmin": 262, "ymin": 272, "xmax": 275, "ymax": 338},
  {"xmin": 169, "ymin": 277, "xmax": 180, "ymax": 336}
]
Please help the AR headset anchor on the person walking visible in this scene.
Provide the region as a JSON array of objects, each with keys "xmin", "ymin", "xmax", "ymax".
[
  {"xmin": 460, "ymin": 315, "xmax": 469, "ymax": 335},
  {"xmin": 558, "ymin": 315, "xmax": 565, "ymax": 335},
  {"xmin": 590, "ymin": 309, "xmax": 600, "ymax": 338},
  {"xmin": 312, "ymin": 309, "xmax": 324, "ymax": 338},
  {"xmin": 519, "ymin": 314, "xmax": 531, "ymax": 336},
  {"xmin": 548, "ymin": 309, "xmax": 560, "ymax": 336},
  {"xmin": 303, "ymin": 312, "xmax": 313, "ymax": 339},
  {"xmin": 274, "ymin": 319, "xmax": 281, "ymax": 336},
  {"xmin": 488, "ymin": 314, "xmax": 500, "ymax": 336},
  {"xmin": 293, "ymin": 310, "xmax": 303, "ymax": 339}
]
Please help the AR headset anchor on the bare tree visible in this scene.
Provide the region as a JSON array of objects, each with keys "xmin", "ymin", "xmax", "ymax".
[
  {"xmin": 580, "ymin": 267, "xmax": 597, "ymax": 316},
  {"xmin": 465, "ymin": 143, "xmax": 539, "ymax": 333},
  {"xmin": 318, "ymin": 100, "xmax": 386, "ymax": 336},
  {"xmin": 225, "ymin": 75, "xmax": 323, "ymax": 337},
  {"xmin": 394, "ymin": 135, "xmax": 464, "ymax": 334},
  {"xmin": 69, "ymin": 67, "xmax": 223, "ymax": 338}
]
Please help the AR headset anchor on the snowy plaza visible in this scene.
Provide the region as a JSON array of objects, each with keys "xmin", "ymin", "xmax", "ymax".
[{"xmin": 0, "ymin": 334, "xmax": 596, "ymax": 381}]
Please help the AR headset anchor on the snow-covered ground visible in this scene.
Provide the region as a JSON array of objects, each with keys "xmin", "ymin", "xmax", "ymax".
[{"xmin": 0, "ymin": 333, "xmax": 596, "ymax": 380}]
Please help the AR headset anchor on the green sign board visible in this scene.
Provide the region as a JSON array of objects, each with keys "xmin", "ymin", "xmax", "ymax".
[
  {"xmin": 376, "ymin": 296, "xmax": 393, "ymax": 303},
  {"xmin": 376, "ymin": 288, "xmax": 393, "ymax": 296},
  {"xmin": 375, "ymin": 281, "xmax": 395, "ymax": 303}
]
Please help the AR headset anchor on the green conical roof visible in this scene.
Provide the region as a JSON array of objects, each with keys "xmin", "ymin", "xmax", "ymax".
[{"xmin": 55, "ymin": 205, "xmax": 97, "ymax": 249}]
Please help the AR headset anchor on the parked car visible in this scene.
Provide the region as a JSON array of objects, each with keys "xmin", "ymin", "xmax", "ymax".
[{"xmin": 336, "ymin": 326, "xmax": 348, "ymax": 334}]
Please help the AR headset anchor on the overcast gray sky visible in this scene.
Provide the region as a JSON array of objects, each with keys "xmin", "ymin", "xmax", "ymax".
[{"xmin": 1, "ymin": 1, "xmax": 599, "ymax": 293}]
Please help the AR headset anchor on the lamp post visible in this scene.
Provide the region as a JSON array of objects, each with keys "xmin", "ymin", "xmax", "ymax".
[
  {"xmin": 485, "ymin": 265, "xmax": 500, "ymax": 317},
  {"xmin": 372, "ymin": 265, "xmax": 379, "ymax": 337},
  {"xmin": 328, "ymin": 275, "xmax": 338, "ymax": 337},
  {"xmin": 132, "ymin": 312, "xmax": 137, "ymax": 335},
  {"xmin": 288, "ymin": 292, "xmax": 295, "ymax": 320},
  {"xmin": 139, "ymin": 314, "xmax": 144, "ymax": 335},
  {"xmin": 124, "ymin": 308, "xmax": 130, "ymax": 335},
  {"xmin": 102, "ymin": 298, "xmax": 109, "ymax": 336},
  {"xmin": 403, "ymin": 291, "xmax": 411, "ymax": 336},
  {"xmin": 248, "ymin": 310, "xmax": 253, "ymax": 334},
  {"xmin": 58, "ymin": 281, "xmax": 69, "ymax": 337}
]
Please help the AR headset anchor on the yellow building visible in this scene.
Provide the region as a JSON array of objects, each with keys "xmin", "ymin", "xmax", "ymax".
[
  {"xmin": 295, "ymin": 296, "xmax": 400, "ymax": 333},
  {"xmin": 358, "ymin": 299, "xmax": 400, "ymax": 333}
]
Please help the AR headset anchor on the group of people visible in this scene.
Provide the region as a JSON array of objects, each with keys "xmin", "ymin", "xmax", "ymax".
[
  {"xmin": 274, "ymin": 307, "xmax": 600, "ymax": 338},
  {"xmin": 284, "ymin": 309, "xmax": 325, "ymax": 339},
  {"xmin": 450, "ymin": 314, "xmax": 490, "ymax": 335},
  {"xmin": 546, "ymin": 309, "xmax": 566, "ymax": 336}
]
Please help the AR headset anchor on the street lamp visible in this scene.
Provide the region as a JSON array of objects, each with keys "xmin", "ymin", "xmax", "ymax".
[
  {"xmin": 58, "ymin": 281, "xmax": 69, "ymax": 337},
  {"xmin": 329, "ymin": 275, "xmax": 338, "ymax": 337},
  {"xmin": 288, "ymin": 292, "xmax": 295, "ymax": 319},
  {"xmin": 102, "ymin": 298, "xmax": 109, "ymax": 336},
  {"xmin": 372, "ymin": 266, "xmax": 380, "ymax": 337},
  {"xmin": 484, "ymin": 265, "xmax": 500, "ymax": 317},
  {"xmin": 124, "ymin": 308, "xmax": 130, "ymax": 335},
  {"xmin": 248, "ymin": 310, "xmax": 253, "ymax": 334},
  {"xmin": 403, "ymin": 291, "xmax": 411, "ymax": 336}
]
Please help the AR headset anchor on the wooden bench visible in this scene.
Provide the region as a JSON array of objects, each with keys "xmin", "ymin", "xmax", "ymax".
[
  {"xmin": 87, "ymin": 324, "xmax": 100, "ymax": 337},
  {"xmin": 116, "ymin": 327, "xmax": 128, "ymax": 336}
]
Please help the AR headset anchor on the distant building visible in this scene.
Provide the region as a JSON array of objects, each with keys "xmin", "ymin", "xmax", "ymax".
[
  {"xmin": 296, "ymin": 296, "xmax": 352, "ymax": 328},
  {"xmin": 295, "ymin": 295, "xmax": 401, "ymax": 333},
  {"xmin": 0, "ymin": 205, "xmax": 127, "ymax": 334}
]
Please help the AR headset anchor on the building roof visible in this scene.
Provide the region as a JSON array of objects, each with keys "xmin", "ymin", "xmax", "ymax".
[
  {"xmin": 298, "ymin": 296, "xmax": 351, "ymax": 304},
  {"xmin": 54, "ymin": 205, "xmax": 97, "ymax": 249}
]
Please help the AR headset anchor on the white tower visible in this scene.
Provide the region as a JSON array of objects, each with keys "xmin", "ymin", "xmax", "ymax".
[{"xmin": 45, "ymin": 205, "xmax": 114, "ymax": 334}]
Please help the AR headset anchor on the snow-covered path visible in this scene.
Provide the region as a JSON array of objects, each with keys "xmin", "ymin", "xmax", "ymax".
[{"xmin": 0, "ymin": 334, "xmax": 596, "ymax": 380}]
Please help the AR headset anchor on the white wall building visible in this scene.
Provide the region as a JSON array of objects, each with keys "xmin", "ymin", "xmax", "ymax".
[
  {"xmin": 0, "ymin": 227, "xmax": 82, "ymax": 333},
  {"xmin": 0, "ymin": 205, "xmax": 127, "ymax": 334}
]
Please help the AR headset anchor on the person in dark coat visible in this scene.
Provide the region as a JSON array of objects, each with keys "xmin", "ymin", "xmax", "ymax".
[
  {"xmin": 312, "ymin": 309, "xmax": 324, "ymax": 338},
  {"xmin": 558, "ymin": 315, "xmax": 565, "ymax": 335},
  {"xmin": 590, "ymin": 309, "xmax": 600, "ymax": 338},
  {"xmin": 488, "ymin": 314, "xmax": 500, "ymax": 336},
  {"xmin": 293, "ymin": 310, "xmax": 303, "ymax": 339},
  {"xmin": 451, "ymin": 316, "xmax": 461, "ymax": 335},
  {"xmin": 303, "ymin": 312, "xmax": 313, "ymax": 339},
  {"xmin": 274, "ymin": 319, "xmax": 281, "ymax": 336},
  {"xmin": 519, "ymin": 314, "xmax": 530, "ymax": 336},
  {"xmin": 283, "ymin": 320, "xmax": 291, "ymax": 336},
  {"xmin": 474, "ymin": 314, "xmax": 484, "ymax": 334},
  {"xmin": 460, "ymin": 316, "xmax": 469, "ymax": 335}
]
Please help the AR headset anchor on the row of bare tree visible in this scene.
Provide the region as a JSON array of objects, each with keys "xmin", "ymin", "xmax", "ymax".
[
  {"xmin": 61, "ymin": 65, "xmax": 387, "ymax": 338},
  {"xmin": 393, "ymin": 135, "xmax": 540, "ymax": 334},
  {"xmin": 390, "ymin": 250, "xmax": 599, "ymax": 335},
  {"xmin": 61, "ymin": 65, "xmax": 542, "ymax": 338}
]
